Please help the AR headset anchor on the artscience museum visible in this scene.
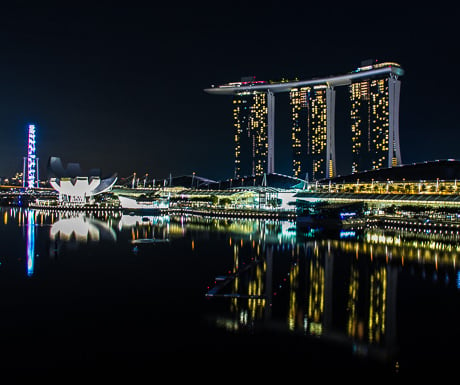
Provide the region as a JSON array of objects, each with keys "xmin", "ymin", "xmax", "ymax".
[{"xmin": 47, "ymin": 156, "xmax": 117, "ymax": 204}]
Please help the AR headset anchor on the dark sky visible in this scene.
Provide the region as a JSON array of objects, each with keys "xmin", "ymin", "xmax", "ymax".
[{"xmin": 0, "ymin": 1, "xmax": 458, "ymax": 182}]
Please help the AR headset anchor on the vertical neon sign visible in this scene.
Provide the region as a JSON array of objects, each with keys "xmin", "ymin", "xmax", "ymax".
[{"xmin": 27, "ymin": 124, "xmax": 37, "ymax": 188}]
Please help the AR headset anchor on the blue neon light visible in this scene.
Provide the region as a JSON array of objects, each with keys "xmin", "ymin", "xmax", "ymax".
[
  {"xmin": 340, "ymin": 230, "xmax": 356, "ymax": 238},
  {"xmin": 27, "ymin": 124, "xmax": 37, "ymax": 189},
  {"xmin": 340, "ymin": 212, "xmax": 357, "ymax": 219},
  {"xmin": 26, "ymin": 212, "xmax": 35, "ymax": 276}
]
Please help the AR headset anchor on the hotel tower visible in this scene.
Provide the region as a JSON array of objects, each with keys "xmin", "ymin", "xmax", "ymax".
[
  {"xmin": 290, "ymin": 85, "xmax": 336, "ymax": 180},
  {"xmin": 349, "ymin": 61, "xmax": 402, "ymax": 173},
  {"xmin": 231, "ymin": 78, "xmax": 274, "ymax": 179},
  {"xmin": 204, "ymin": 61, "xmax": 403, "ymax": 181}
]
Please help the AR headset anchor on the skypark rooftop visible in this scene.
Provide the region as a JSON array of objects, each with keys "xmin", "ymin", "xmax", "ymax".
[{"xmin": 204, "ymin": 62, "xmax": 404, "ymax": 95}]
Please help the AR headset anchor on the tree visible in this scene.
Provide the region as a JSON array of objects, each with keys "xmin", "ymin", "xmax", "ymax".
[{"xmin": 219, "ymin": 198, "xmax": 232, "ymax": 207}]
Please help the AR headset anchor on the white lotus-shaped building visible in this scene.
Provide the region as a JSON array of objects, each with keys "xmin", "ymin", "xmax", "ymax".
[{"xmin": 47, "ymin": 156, "xmax": 117, "ymax": 203}]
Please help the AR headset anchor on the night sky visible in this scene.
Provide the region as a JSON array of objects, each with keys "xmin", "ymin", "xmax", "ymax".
[{"xmin": 0, "ymin": 1, "xmax": 458, "ymax": 182}]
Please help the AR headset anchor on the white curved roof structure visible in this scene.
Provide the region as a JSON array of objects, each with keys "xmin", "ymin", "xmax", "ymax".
[{"xmin": 47, "ymin": 156, "xmax": 117, "ymax": 203}]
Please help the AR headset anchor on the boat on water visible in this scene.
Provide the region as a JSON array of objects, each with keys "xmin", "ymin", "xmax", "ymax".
[
  {"xmin": 295, "ymin": 200, "xmax": 365, "ymax": 230},
  {"xmin": 117, "ymin": 195, "xmax": 169, "ymax": 215},
  {"xmin": 131, "ymin": 238, "xmax": 170, "ymax": 244}
]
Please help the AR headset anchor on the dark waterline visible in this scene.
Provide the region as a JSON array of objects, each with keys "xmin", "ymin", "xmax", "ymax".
[{"xmin": 0, "ymin": 208, "xmax": 459, "ymax": 381}]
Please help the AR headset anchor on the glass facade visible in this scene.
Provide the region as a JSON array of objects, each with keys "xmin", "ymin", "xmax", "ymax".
[
  {"xmin": 350, "ymin": 78, "xmax": 390, "ymax": 173},
  {"xmin": 290, "ymin": 87, "xmax": 308, "ymax": 178},
  {"xmin": 233, "ymin": 91, "xmax": 269, "ymax": 178},
  {"xmin": 350, "ymin": 63, "xmax": 402, "ymax": 174},
  {"xmin": 290, "ymin": 85, "xmax": 333, "ymax": 181}
]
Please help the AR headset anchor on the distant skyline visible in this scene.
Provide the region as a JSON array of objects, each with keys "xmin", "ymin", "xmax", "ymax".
[{"xmin": 0, "ymin": 2, "xmax": 458, "ymax": 182}]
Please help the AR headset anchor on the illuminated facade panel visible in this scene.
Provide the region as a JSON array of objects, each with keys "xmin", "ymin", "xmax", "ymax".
[
  {"xmin": 290, "ymin": 86, "xmax": 336, "ymax": 181},
  {"xmin": 233, "ymin": 90, "xmax": 274, "ymax": 178},
  {"xmin": 350, "ymin": 73, "xmax": 401, "ymax": 173},
  {"xmin": 290, "ymin": 87, "xmax": 309, "ymax": 178}
]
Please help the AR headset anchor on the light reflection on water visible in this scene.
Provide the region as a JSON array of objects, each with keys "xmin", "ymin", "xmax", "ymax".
[
  {"xmin": 26, "ymin": 210, "xmax": 35, "ymax": 277},
  {"xmin": 1, "ymin": 207, "xmax": 459, "ymax": 376}
]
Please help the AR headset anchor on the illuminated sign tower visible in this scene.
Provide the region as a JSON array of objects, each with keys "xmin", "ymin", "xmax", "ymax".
[{"xmin": 23, "ymin": 124, "xmax": 39, "ymax": 189}]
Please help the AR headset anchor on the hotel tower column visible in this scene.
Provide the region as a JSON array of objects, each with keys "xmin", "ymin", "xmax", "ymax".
[
  {"xmin": 267, "ymin": 90, "xmax": 275, "ymax": 174},
  {"xmin": 326, "ymin": 87, "xmax": 336, "ymax": 179},
  {"xmin": 388, "ymin": 75, "xmax": 402, "ymax": 167}
]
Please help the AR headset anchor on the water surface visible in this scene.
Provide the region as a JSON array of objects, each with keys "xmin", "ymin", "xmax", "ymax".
[{"xmin": 0, "ymin": 208, "xmax": 458, "ymax": 381}]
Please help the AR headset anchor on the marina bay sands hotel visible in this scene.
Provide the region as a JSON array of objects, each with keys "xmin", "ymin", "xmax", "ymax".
[{"xmin": 204, "ymin": 60, "xmax": 404, "ymax": 181}]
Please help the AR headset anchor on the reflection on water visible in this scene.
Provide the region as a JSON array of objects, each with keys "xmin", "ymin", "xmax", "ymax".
[
  {"xmin": 26, "ymin": 210, "xmax": 35, "ymax": 277},
  {"xmin": 50, "ymin": 215, "xmax": 117, "ymax": 243},
  {"xmin": 1, "ymin": 207, "xmax": 459, "ymax": 374},
  {"xmin": 205, "ymin": 239, "xmax": 400, "ymax": 362},
  {"xmin": 204, "ymin": 225, "xmax": 459, "ymax": 374}
]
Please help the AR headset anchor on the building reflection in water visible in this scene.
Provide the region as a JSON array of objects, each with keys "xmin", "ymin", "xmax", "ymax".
[
  {"xmin": 6, "ymin": 208, "xmax": 122, "ymax": 274},
  {"xmin": 8, "ymin": 208, "xmax": 173, "ymax": 275},
  {"xmin": 50, "ymin": 215, "xmax": 117, "ymax": 243},
  {"xmin": 4, "ymin": 207, "xmax": 459, "ymax": 365},
  {"xmin": 119, "ymin": 214, "xmax": 170, "ymax": 243},
  {"xmin": 205, "ymin": 221, "xmax": 459, "ymax": 365},
  {"xmin": 48, "ymin": 213, "xmax": 119, "ymax": 259}
]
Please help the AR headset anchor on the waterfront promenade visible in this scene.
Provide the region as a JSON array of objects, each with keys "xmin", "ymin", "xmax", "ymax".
[{"xmin": 4, "ymin": 181, "xmax": 460, "ymax": 224}]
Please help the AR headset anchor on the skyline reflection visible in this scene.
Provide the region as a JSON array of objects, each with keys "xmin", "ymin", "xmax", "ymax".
[
  {"xmin": 1, "ymin": 207, "xmax": 459, "ymax": 375},
  {"xmin": 6, "ymin": 208, "xmax": 460, "ymax": 278},
  {"xmin": 26, "ymin": 210, "xmax": 35, "ymax": 277}
]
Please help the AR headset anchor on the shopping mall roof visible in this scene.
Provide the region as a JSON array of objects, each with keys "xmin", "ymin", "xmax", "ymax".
[
  {"xmin": 326, "ymin": 160, "xmax": 460, "ymax": 183},
  {"xmin": 206, "ymin": 173, "xmax": 307, "ymax": 190},
  {"xmin": 294, "ymin": 191, "xmax": 460, "ymax": 206}
]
